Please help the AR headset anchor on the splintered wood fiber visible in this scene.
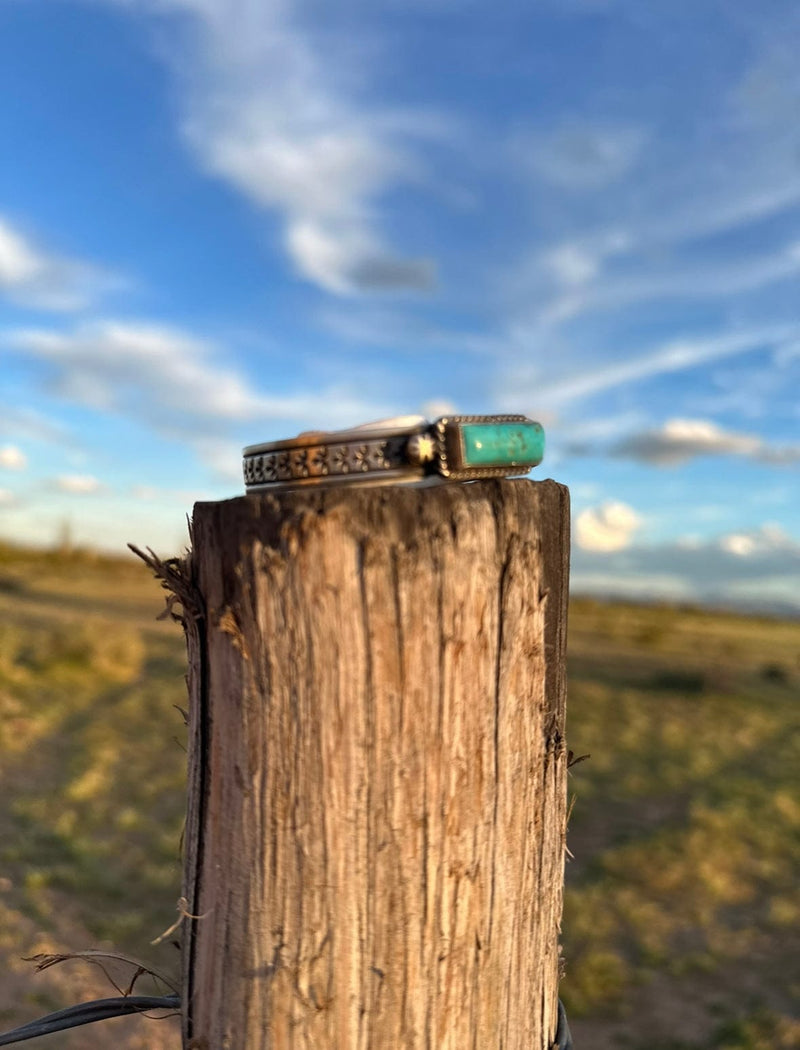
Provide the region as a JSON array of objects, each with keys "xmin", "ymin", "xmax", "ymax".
[{"xmin": 181, "ymin": 479, "xmax": 570, "ymax": 1050}]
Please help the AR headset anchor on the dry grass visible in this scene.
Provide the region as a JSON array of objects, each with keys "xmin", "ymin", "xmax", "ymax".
[
  {"xmin": 564, "ymin": 598, "xmax": 800, "ymax": 1049},
  {"xmin": 0, "ymin": 545, "xmax": 797, "ymax": 1049}
]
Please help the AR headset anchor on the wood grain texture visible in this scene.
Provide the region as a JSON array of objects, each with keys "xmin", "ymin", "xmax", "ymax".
[{"xmin": 181, "ymin": 479, "xmax": 570, "ymax": 1050}]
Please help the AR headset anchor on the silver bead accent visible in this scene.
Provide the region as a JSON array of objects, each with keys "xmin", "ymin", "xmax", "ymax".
[{"xmin": 406, "ymin": 432, "xmax": 436, "ymax": 466}]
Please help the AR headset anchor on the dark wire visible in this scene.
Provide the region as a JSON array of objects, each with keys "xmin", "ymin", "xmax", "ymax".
[
  {"xmin": 555, "ymin": 998, "xmax": 574, "ymax": 1049},
  {"xmin": 0, "ymin": 993, "xmax": 573, "ymax": 1047},
  {"xmin": 0, "ymin": 995, "xmax": 179, "ymax": 1046}
]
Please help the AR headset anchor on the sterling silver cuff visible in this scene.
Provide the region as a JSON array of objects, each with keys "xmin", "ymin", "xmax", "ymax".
[{"xmin": 243, "ymin": 414, "xmax": 545, "ymax": 493}]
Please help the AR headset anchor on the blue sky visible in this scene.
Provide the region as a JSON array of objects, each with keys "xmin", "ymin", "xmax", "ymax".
[{"xmin": 1, "ymin": 0, "xmax": 799, "ymax": 610}]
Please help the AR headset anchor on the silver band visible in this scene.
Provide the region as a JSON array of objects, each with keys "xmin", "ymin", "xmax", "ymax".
[{"xmin": 243, "ymin": 414, "xmax": 544, "ymax": 493}]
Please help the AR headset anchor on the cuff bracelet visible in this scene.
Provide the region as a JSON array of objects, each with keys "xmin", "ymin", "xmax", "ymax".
[{"xmin": 243, "ymin": 414, "xmax": 544, "ymax": 493}]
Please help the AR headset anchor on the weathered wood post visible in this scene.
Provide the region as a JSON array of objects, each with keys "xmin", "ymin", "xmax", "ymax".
[{"xmin": 178, "ymin": 477, "xmax": 569, "ymax": 1049}]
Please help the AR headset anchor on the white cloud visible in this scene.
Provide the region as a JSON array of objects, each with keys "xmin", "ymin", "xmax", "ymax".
[
  {"xmin": 626, "ymin": 169, "xmax": 800, "ymax": 263},
  {"xmin": 192, "ymin": 436, "xmax": 250, "ymax": 484},
  {"xmin": 517, "ymin": 121, "xmax": 647, "ymax": 190},
  {"xmin": 522, "ymin": 236, "xmax": 800, "ymax": 330},
  {"xmin": 131, "ymin": 483, "xmax": 201, "ymax": 503},
  {"xmin": 607, "ymin": 25, "xmax": 800, "ymax": 252},
  {"xmin": 562, "ymin": 411, "xmax": 646, "ymax": 446},
  {"xmin": 115, "ymin": 0, "xmax": 436, "ymax": 295},
  {"xmin": 132, "ymin": 485, "xmax": 158, "ymax": 501},
  {"xmin": 686, "ymin": 353, "xmax": 800, "ymax": 422},
  {"xmin": 0, "ymin": 219, "xmax": 43, "ymax": 286},
  {"xmin": 421, "ymin": 399, "xmax": 457, "ymax": 419},
  {"xmin": 0, "ymin": 216, "xmax": 114, "ymax": 310},
  {"xmin": 543, "ymin": 242, "xmax": 601, "ymax": 286},
  {"xmin": 501, "ymin": 323, "xmax": 800, "ymax": 411},
  {"xmin": 6, "ymin": 320, "xmax": 391, "ymax": 431},
  {"xmin": 318, "ymin": 305, "xmax": 500, "ymax": 357},
  {"xmin": 732, "ymin": 22, "xmax": 800, "ymax": 131},
  {"xmin": 286, "ymin": 218, "xmax": 433, "ymax": 294},
  {"xmin": 0, "ymin": 446, "xmax": 27, "ymax": 470},
  {"xmin": 0, "ymin": 488, "xmax": 15, "ymax": 506},
  {"xmin": 9, "ymin": 321, "xmax": 266, "ymax": 420},
  {"xmin": 609, "ymin": 418, "xmax": 800, "ymax": 467},
  {"xmin": 719, "ymin": 524, "xmax": 792, "ymax": 558},
  {"xmin": 2, "ymin": 319, "xmax": 399, "ymax": 472},
  {"xmin": 497, "ymin": 22, "xmax": 800, "ymax": 343},
  {"xmin": 0, "ymin": 405, "xmax": 70, "ymax": 445},
  {"xmin": 720, "ymin": 533, "xmax": 757, "ymax": 558},
  {"xmin": 56, "ymin": 474, "xmax": 103, "ymax": 494},
  {"xmin": 575, "ymin": 500, "xmax": 641, "ymax": 552},
  {"xmin": 570, "ymin": 570, "xmax": 694, "ymax": 603},
  {"xmin": 571, "ymin": 525, "xmax": 800, "ymax": 613}
]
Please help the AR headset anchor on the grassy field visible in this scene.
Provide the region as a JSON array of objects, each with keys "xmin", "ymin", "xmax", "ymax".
[
  {"xmin": 0, "ymin": 542, "xmax": 797, "ymax": 1049},
  {"xmin": 564, "ymin": 600, "xmax": 799, "ymax": 1049}
]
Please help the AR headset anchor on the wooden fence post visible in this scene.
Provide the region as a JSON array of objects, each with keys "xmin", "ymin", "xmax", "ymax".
[{"xmin": 178, "ymin": 477, "xmax": 570, "ymax": 1049}]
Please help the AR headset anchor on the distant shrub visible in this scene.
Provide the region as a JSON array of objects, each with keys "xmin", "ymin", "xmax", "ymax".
[
  {"xmin": 650, "ymin": 669, "xmax": 706, "ymax": 694},
  {"xmin": 712, "ymin": 1009, "xmax": 800, "ymax": 1050},
  {"xmin": 760, "ymin": 662, "xmax": 789, "ymax": 684}
]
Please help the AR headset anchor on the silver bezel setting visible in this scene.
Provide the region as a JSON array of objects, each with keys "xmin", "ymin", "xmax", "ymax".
[{"xmin": 434, "ymin": 414, "xmax": 539, "ymax": 481}]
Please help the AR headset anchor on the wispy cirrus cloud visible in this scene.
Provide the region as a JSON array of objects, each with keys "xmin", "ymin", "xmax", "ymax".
[
  {"xmin": 0, "ymin": 405, "xmax": 71, "ymax": 446},
  {"xmin": 498, "ymin": 323, "xmax": 800, "ymax": 412},
  {"xmin": 55, "ymin": 474, "xmax": 104, "ymax": 494},
  {"xmin": 114, "ymin": 0, "xmax": 436, "ymax": 295},
  {"xmin": 0, "ymin": 216, "xmax": 116, "ymax": 311},
  {"xmin": 513, "ymin": 120, "xmax": 647, "ymax": 190},
  {"xmin": 530, "ymin": 237, "xmax": 800, "ymax": 328},
  {"xmin": 497, "ymin": 17, "xmax": 800, "ymax": 344},
  {"xmin": 2, "ymin": 319, "xmax": 395, "ymax": 439},
  {"xmin": 9, "ymin": 321, "xmax": 276, "ymax": 422},
  {"xmin": 317, "ymin": 303, "xmax": 502, "ymax": 356}
]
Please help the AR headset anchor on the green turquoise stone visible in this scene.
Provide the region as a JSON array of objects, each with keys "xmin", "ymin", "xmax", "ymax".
[{"xmin": 461, "ymin": 421, "xmax": 545, "ymax": 467}]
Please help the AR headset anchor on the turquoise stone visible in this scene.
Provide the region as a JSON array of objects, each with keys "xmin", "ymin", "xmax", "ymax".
[{"xmin": 461, "ymin": 421, "xmax": 545, "ymax": 467}]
